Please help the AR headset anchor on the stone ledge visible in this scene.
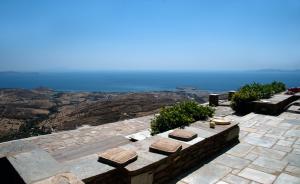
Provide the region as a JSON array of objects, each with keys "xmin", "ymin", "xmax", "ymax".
[
  {"xmin": 0, "ymin": 119, "xmax": 240, "ymax": 184},
  {"xmin": 83, "ymin": 121, "xmax": 239, "ymax": 184},
  {"xmin": 252, "ymin": 93, "xmax": 298, "ymax": 115}
]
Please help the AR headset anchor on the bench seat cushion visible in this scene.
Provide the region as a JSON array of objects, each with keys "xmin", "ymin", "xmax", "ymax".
[
  {"xmin": 149, "ymin": 138, "xmax": 182, "ymax": 155},
  {"xmin": 168, "ymin": 129, "xmax": 197, "ymax": 141},
  {"xmin": 98, "ymin": 148, "xmax": 137, "ymax": 167}
]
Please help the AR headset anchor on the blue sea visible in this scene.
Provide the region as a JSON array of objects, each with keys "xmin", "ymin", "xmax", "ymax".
[{"xmin": 0, "ymin": 71, "xmax": 299, "ymax": 92}]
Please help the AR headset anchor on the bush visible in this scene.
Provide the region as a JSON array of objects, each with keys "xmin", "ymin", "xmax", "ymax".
[
  {"xmin": 270, "ymin": 81, "xmax": 286, "ymax": 93},
  {"xmin": 231, "ymin": 81, "xmax": 286, "ymax": 113},
  {"xmin": 150, "ymin": 101, "xmax": 214, "ymax": 135}
]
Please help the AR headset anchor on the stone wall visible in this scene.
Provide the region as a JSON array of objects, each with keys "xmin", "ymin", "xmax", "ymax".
[{"xmin": 83, "ymin": 122, "xmax": 240, "ymax": 184}]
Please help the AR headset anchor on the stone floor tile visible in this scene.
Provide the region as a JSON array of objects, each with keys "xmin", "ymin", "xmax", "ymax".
[
  {"xmin": 285, "ymin": 165, "xmax": 300, "ymax": 177},
  {"xmin": 215, "ymin": 181, "xmax": 229, "ymax": 184},
  {"xmin": 274, "ymin": 173, "xmax": 300, "ymax": 184},
  {"xmin": 238, "ymin": 168, "xmax": 276, "ymax": 184},
  {"xmin": 252, "ymin": 157, "xmax": 288, "ymax": 172},
  {"xmin": 292, "ymin": 144, "xmax": 300, "ymax": 149},
  {"xmin": 272, "ymin": 145, "xmax": 293, "ymax": 152},
  {"xmin": 283, "ymin": 152, "xmax": 300, "ymax": 167},
  {"xmin": 214, "ymin": 154, "xmax": 251, "ymax": 170},
  {"xmin": 276, "ymin": 140, "xmax": 294, "ymax": 147},
  {"xmin": 223, "ymin": 174, "xmax": 250, "ymax": 184},
  {"xmin": 293, "ymin": 148, "xmax": 300, "ymax": 154},
  {"xmin": 248, "ymin": 164, "xmax": 279, "ymax": 175},
  {"xmin": 243, "ymin": 135, "xmax": 277, "ymax": 148},
  {"xmin": 181, "ymin": 164, "xmax": 231, "ymax": 184},
  {"xmin": 238, "ymin": 130, "xmax": 248, "ymax": 138},
  {"xmin": 250, "ymin": 147, "xmax": 286, "ymax": 160},
  {"xmin": 285, "ymin": 130, "xmax": 300, "ymax": 137},
  {"xmin": 249, "ymin": 181, "xmax": 260, "ymax": 184},
  {"xmin": 226, "ymin": 143, "xmax": 254, "ymax": 157},
  {"xmin": 286, "ymin": 137, "xmax": 297, "ymax": 142},
  {"xmin": 244, "ymin": 152, "xmax": 258, "ymax": 161},
  {"xmin": 231, "ymin": 169, "xmax": 241, "ymax": 175}
]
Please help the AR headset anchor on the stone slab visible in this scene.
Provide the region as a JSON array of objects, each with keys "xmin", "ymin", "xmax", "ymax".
[
  {"xmin": 274, "ymin": 173, "xmax": 300, "ymax": 184},
  {"xmin": 51, "ymin": 135, "xmax": 131, "ymax": 162},
  {"xmin": 285, "ymin": 130, "xmax": 300, "ymax": 137},
  {"xmin": 33, "ymin": 172, "xmax": 83, "ymax": 184},
  {"xmin": 0, "ymin": 140, "xmax": 37, "ymax": 156},
  {"xmin": 226, "ymin": 143, "xmax": 254, "ymax": 157},
  {"xmin": 285, "ymin": 165, "xmax": 300, "ymax": 177},
  {"xmin": 238, "ymin": 168, "xmax": 276, "ymax": 184},
  {"xmin": 250, "ymin": 147, "xmax": 286, "ymax": 160},
  {"xmin": 64, "ymin": 154, "xmax": 115, "ymax": 181},
  {"xmin": 181, "ymin": 164, "xmax": 232, "ymax": 184},
  {"xmin": 283, "ymin": 152, "xmax": 300, "ymax": 167},
  {"xmin": 214, "ymin": 154, "xmax": 250, "ymax": 169},
  {"xmin": 223, "ymin": 174, "xmax": 250, "ymax": 184},
  {"xmin": 8, "ymin": 149, "xmax": 66, "ymax": 184},
  {"xmin": 282, "ymin": 119, "xmax": 300, "ymax": 125},
  {"xmin": 252, "ymin": 157, "xmax": 288, "ymax": 172},
  {"xmin": 243, "ymin": 134, "xmax": 277, "ymax": 148}
]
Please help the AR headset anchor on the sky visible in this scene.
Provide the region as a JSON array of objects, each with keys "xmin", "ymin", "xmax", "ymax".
[{"xmin": 0, "ymin": 0, "xmax": 300, "ymax": 71}]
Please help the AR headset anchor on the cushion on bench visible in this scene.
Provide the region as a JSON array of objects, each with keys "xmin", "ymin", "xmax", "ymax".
[
  {"xmin": 98, "ymin": 148, "xmax": 137, "ymax": 167},
  {"xmin": 168, "ymin": 129, "xmax": 197, "ymax": 141},
  {"xmin": 149, "ymin": 138, "xmax": 182, "ymax": 155}
]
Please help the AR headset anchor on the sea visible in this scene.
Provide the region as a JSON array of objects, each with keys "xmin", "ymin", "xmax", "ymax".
[{"xmin": 0, "ymin": 71, "xmax": 299, "ymax": 92}]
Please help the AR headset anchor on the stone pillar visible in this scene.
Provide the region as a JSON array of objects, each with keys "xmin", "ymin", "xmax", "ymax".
[
  {"xmin": 228, "ymin": 91, "xmax": 236, "ymax": 101},
  {"xmin": 209, "ymin": 94, "xmax": 219, "ymax": 106}
]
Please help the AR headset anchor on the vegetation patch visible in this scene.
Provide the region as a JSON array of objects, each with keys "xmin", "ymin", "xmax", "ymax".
[
  {"xmin": 231, "ymin": 81, "xmax": 286, "ymax": 113},
  {"xmin": 150, "ymin": 101, "xmax": 214, "ymax": 135}
]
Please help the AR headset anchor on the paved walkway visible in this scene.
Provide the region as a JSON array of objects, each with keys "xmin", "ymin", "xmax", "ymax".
[{"xmin": 173, "ymin": 105, "xmax": 300, "ymax": 184}]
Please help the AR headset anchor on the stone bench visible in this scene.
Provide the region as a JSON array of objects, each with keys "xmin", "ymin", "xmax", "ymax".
[
  {"xmin": 67, "ymin": 121, "xmax": 239, "ymax": 184},
  {"xmin": 252, "ymin": 94, "xmax": 296, "ymax": 115},
  {"xmin": 0, "ymin": 121, "xmax": 239, "ymax": 184}
]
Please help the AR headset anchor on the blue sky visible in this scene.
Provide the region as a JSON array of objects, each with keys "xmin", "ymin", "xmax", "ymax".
[{"xmin": 0, "ymin": 0, "xmax": 300, "ymax": 71}]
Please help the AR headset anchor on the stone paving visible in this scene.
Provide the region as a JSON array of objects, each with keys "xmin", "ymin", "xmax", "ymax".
[
  {"xmin": 0, "ymin": 115, "xmax": 153, "ymax": 161},
  {"xmin": 171, "ymin": 109, "xmax": 300, "ymax": 184},
  {"xmin": 1, "ymin": 102, "xmax": 300, "ymax": 183}
]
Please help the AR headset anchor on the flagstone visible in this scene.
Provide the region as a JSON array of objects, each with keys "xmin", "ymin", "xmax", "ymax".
[
  {"xmin": 274, "ymin": 173, "xmax": 300, "ymax": 184},
  {"xmin": 251, "ymin": 147, "xmax": 286, "ymax": 160},
  {"xmin": 214, "ymin": 154, "xmax": 250, "ymax": 169},
  {"xmin": 238, "ymin": 168, "xmax": 276, "ymax": 184},
  {"xmin": 252, "ymin": 157, "xmax": 288, "ymax": 172},
  {"xmin": 181, "ymin": 164, "xmax": 231, "ymax": 184},
  {"xmin": 223, "ymin": 174, "xmax": 250, "ymax": 184},
  {"xmin": 226, "ymin": 143, "xmax": 254, "ymax": 157},
  {"xmin": 243, "ymin": 135, "xmax": 277, "ymax": 148},
  {"xmin": 285, "ymin": 165, "xmax": 300, "ymax": 177}
]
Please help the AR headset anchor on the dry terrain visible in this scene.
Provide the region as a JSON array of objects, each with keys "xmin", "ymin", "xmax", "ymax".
[{"xmin": 0, "ymin": 87, "xmax": 213, "ymax": 142}]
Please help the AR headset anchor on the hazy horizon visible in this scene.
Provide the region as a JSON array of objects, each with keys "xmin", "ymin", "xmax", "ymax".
[
  {"xmin": 1, "ymin": 68, "xmax": 300, "ymax": 73},
  {"xmin": 1, "ymin": 0, "xmax": 300, "ymax": 71}
]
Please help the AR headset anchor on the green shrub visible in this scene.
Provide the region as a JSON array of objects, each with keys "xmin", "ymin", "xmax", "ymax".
[
  {"xmin": 150, "ymin": 101, "xmax": 214, "ymax": 135},
  {"xmin": 270, "ymin": 81, "xmax": 286, "ymax": 93},
  {"xmin": 231, "ymin": 81, "xmax": 286, "ymax": 113}
]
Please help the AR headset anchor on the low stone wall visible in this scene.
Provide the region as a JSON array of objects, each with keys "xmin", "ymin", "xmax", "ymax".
[
  {"xmin": 252, "ymin": 94, "xmax": 297, "ymax": 115},
  {"xmin": 0, "ymin": 118, "xmax": 239, "ymax": 184},
  {"xmin": 83, "ymin": 122, "xmax": 239, "ymax": 184}
]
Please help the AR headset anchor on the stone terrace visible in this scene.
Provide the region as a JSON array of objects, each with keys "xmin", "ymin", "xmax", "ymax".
[
  {"xmin": 172, "ymin": 107, "xmax": 300, "ymax": 184},
  {"xmin": 1, "ymin": 101, "xmax": 300, "ymax": 183}
]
